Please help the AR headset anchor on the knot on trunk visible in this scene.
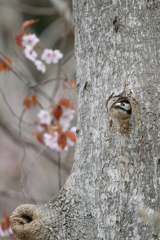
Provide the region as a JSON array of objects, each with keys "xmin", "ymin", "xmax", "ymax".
[{"xmin": 10, "ymin": 204, "xmax": 45, "ymax": 240}]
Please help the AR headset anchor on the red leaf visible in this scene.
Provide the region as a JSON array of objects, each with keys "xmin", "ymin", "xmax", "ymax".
[
  {"xmin": 68, "ymin": 78, "xmax": 76, "ymax": 89},
  {"xmin": 57, "ymin": 132, "xmax": 67, "ymax": 149},
  {"xmin": 64, "ymin": 131, "xmax": 76, "ymax": 142},
  {"xmin": 14, "ymin": 32, "xmax": 26, "ymax": 49},
  {"xmin": 62, "ymin": 78, "xmax": 76, "ymax": 89},
  {"xmin": 31, "ymin": 132, "xmax": 44, "ymax": 143},
  {"xmin": 31, "ymin": 131, "xmax": 38, "ymax": 136},
  {"xmin": 3, "ymin": 56, "xmax": 13, "ymax": 71},
  {"xmin": 22, "ymin": 19, "xmax": 39, "ymax": 31},
  {"xmin": 0, "ymin": 60, "xmax": 5, "ymax": 72},
  {"xmin": 51, "ymin": 105, "xmax": 63, "ymax": 120},
  {"xmin": 23, "ymin": 94, "xmax": 38, "ymax": 109},
  {"xmin": 58, "ymin": 98, "xmax": 74, "ymax": 109},
  {"xmin": 0, "ymin": 56, "xmax": 13, "ymax": 72},
  {"xmin": 0, "ymin": 211, "xmax": 11, "ymax": 231},
  {"xmin": 36, "ymin": 132, "xmax": 44, "ymax": 143},
  {"xmin": 23, "ymin": 95, "xmax": 30, "ymax": 109},
  {"xmin": 31, "ymin": 94, "xmax": 38, "ymax": 106}
]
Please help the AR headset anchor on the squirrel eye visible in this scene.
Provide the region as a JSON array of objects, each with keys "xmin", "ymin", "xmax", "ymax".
[{"xmin": 122, "ymin": 103, "xmax": 125, "ymax": 106}]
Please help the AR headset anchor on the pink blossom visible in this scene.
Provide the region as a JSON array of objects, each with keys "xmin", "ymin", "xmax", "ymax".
[
  {"xmin": 59, "ymin": 109, "xmax": 75, "ymax": 131},
  {"xmin": 37, "ymin": 124, "xmax": 45, "ymax": 132},
  {"xmin": 23, "ymin": 46, "xmax": 37, "ymax": 62},
  {"xmin": 52, "ymin": 50, "xmax": 63, "ymax": 64},
  {"xmin": 41, "ymin": 49, "xmax": 63, "ymax": 64},
  {"xmin": 41, "ymin": 49, "xmax": 54, "ymax": 64},
  {"xmin": 43, "ymin": 132, "xmax": 61, "ymax": 151},
  {"xmin": 34, "ymin": 60, "xmax": 46, "ymax": 73},
  {"xmin": 70, "ymin": 126, "xmax": 77, "ymax": 133},
  {"xmin": 67, "ymin": 138, "xmax": 75, "ymax": 147},
  {"xmin": 37, "ymin": 109, "xmax": 52, "ymax": 125},
  {"xmin": 22, "ymin": 34, "xmax": 39, "ymax": 49},
  {"xmin": 44, "ymin": 132, "xmax": 68, "ymax": 151},
  {"xmin": 0, "ymin": 225, "xmax": 13, "ymax": 237}
]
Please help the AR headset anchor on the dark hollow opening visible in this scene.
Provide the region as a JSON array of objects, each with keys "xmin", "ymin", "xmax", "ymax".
[{"xmin": 21, "ymin": 215, "xmax": 32, "ymax": 224}]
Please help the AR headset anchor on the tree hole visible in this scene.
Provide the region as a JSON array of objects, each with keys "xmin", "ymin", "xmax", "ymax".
[{"xmin": 20, "ymin": 214, "xmax": 33, "ymax": 224}]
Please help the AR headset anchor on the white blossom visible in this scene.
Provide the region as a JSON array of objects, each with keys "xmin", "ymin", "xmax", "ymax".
[
  {"xmin": 36, "ymin": 124, "xmax": 45, "ymax": 132},
  {"xmin": 70, "ymin": 126, "xmax": 77, "ymax": 133},
  {"xmin": 43, "ymin": 132, "xmax": 62, "ymax": 152},
  {"xmin": 0, "ymin": 225, "xmax": 13, "ymax": 237},
  {"xmin": 59, "ymin": 109, "xmax": 75, "ymax": 131},
  {"xmin": 41, "ymin": 49, "xmax": 54, "ymax": 64},
  {"xmin": 37, "ymin": 109, "xmax": 52, "ymax": 125},
  {"xmin": 23, "ymin": 46, "xmax": 37, "ymax": 62},
  {"xmin": 22, "ymin": 34, "xmax": 39, "ymax": 49},
  {"xmin": 52, "ymin": 50, "xmax": 63, "ymax": 64},
  {"xmin": 41, "ymin": 49, "xmax": 63, "ymax": 64},
  {"xmin": 34, "ymin": 60, "xmax": 46, "ymax": 73}
]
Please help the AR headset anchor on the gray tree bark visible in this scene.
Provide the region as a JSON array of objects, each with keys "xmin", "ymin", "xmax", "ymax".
[{"xmin": 10, "ymin": 0, "xmax": 160, "ymax": 239}]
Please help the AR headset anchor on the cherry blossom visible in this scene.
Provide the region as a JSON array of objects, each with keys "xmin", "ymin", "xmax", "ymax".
[
  {"xmin": 67, "ymin": 137, "xmax": 75, "ymax": 147},
  {"xmin": 43, "ymin": 132, "xmax": 61, "ymax": 151},
  {"xmin": 22, "ymin": 34, "xmax": 39, "ymax": 49},
  {"xmin": 23, "ymin": 46, "xmax": 37, "ymax": 62},
  {"xmin": 52, "ymin": 50, "xmax": 63, "ymax": 64},
  {"xmin": 41, "ymin": 49, "xmax": 63, "ymax": 64},
  {"xmin": 0, "ymin": 225, "xmax": 13, "ymax": 237},
  {"xmin": 44, "ymin": 132, "xmax": 69, "ymax": 151},
  {"xmin": 59, "ymin": 108, "xmax": 75, "ymax": 131},
  {"xmin": 70, "ymin": 126, "xmax": 76, "ymax": 133},
  {"xmin": 34, "ymin": 60, "xmax": 46, "ymax": 73},
  {"xmin": 36, "ymin": 124, "xmax": 45, "ymax": 132},
  {"xmin": 41, "ymin": 49, "xmax": 53, "ymax": 64},
  {"xmin": 37, "ymin": 109, "xmax": 52, "ymax": 125}
]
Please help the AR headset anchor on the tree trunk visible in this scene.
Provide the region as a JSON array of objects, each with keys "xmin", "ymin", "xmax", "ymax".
[{"xmin": 10, "ymin": 0, "xmax": 160, "ymax": 239}]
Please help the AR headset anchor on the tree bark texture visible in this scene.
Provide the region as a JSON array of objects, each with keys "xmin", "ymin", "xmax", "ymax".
[{"xmin": 10, "ymin": 0, "xmax": 160, "ymax": 239}]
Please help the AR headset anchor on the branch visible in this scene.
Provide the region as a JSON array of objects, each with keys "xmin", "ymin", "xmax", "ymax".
[
  {"xmin": 0, "ymin": 53, "xmax": 29, "ymax": 85},
  {"xmin": 26, "ymin": 146, "xmax": 46, "ymax": 198},
  {"xmin": 30, "ymin": 76, "xmax": 66, "ymax": 89},
  {"xmin": 0, "ymin": 86, "xmax": 34, "ymax": 126},
  {"xmin": 0, "ymin": 0, "xmax": 55, "ymax": 15},
  {"xmin": 19, "ymin": 108, "xmax": 28, "ymax": 203},
  {"xmin": 0, "ymin": 187, "xmax": 35, "ymax": 203},
  {"xmin": 49, "ymin": 0, "xmax": 73, "ymax": 29}
]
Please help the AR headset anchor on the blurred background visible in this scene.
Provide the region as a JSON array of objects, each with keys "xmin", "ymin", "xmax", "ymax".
[{"xmin": 0, "ymin": 0, "xmax": 76, "ymax": 223}]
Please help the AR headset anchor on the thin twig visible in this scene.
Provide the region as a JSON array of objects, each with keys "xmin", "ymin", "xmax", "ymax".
[
  {"xmin": 60, "ymin": 52, "xmax": 74, "ymax": 66},
  {"xmin": 49, "ymin": 0, "xmax": 73, "ymax": 29},
  {"xmin": 0, "ymin": 86, "xmax": 35, "ymax": 126},
  {"xmin": 0, "ymin": 187, "xmax": 36, "ymax": 203},
  {"xmin": 19, "ymin": 108, "xmax": 28, "ymax": 203},
  {"xmin": 0, "ymin": 53, "xmax": 29, "ymax": 85},
  {"xmin": 58, "ymin": 152, "xmax": 61, "ymax": 190},
  {"xmin": 26, "ymin": 145, "xmax": 46, "ymax": 200},
  {"xmin": 30, "ymin": 77, "xmax": 66, "ymax": 89},
  {"xmin": 0, "ymin": 0, "xmax": 56, "ymax": 15}
]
